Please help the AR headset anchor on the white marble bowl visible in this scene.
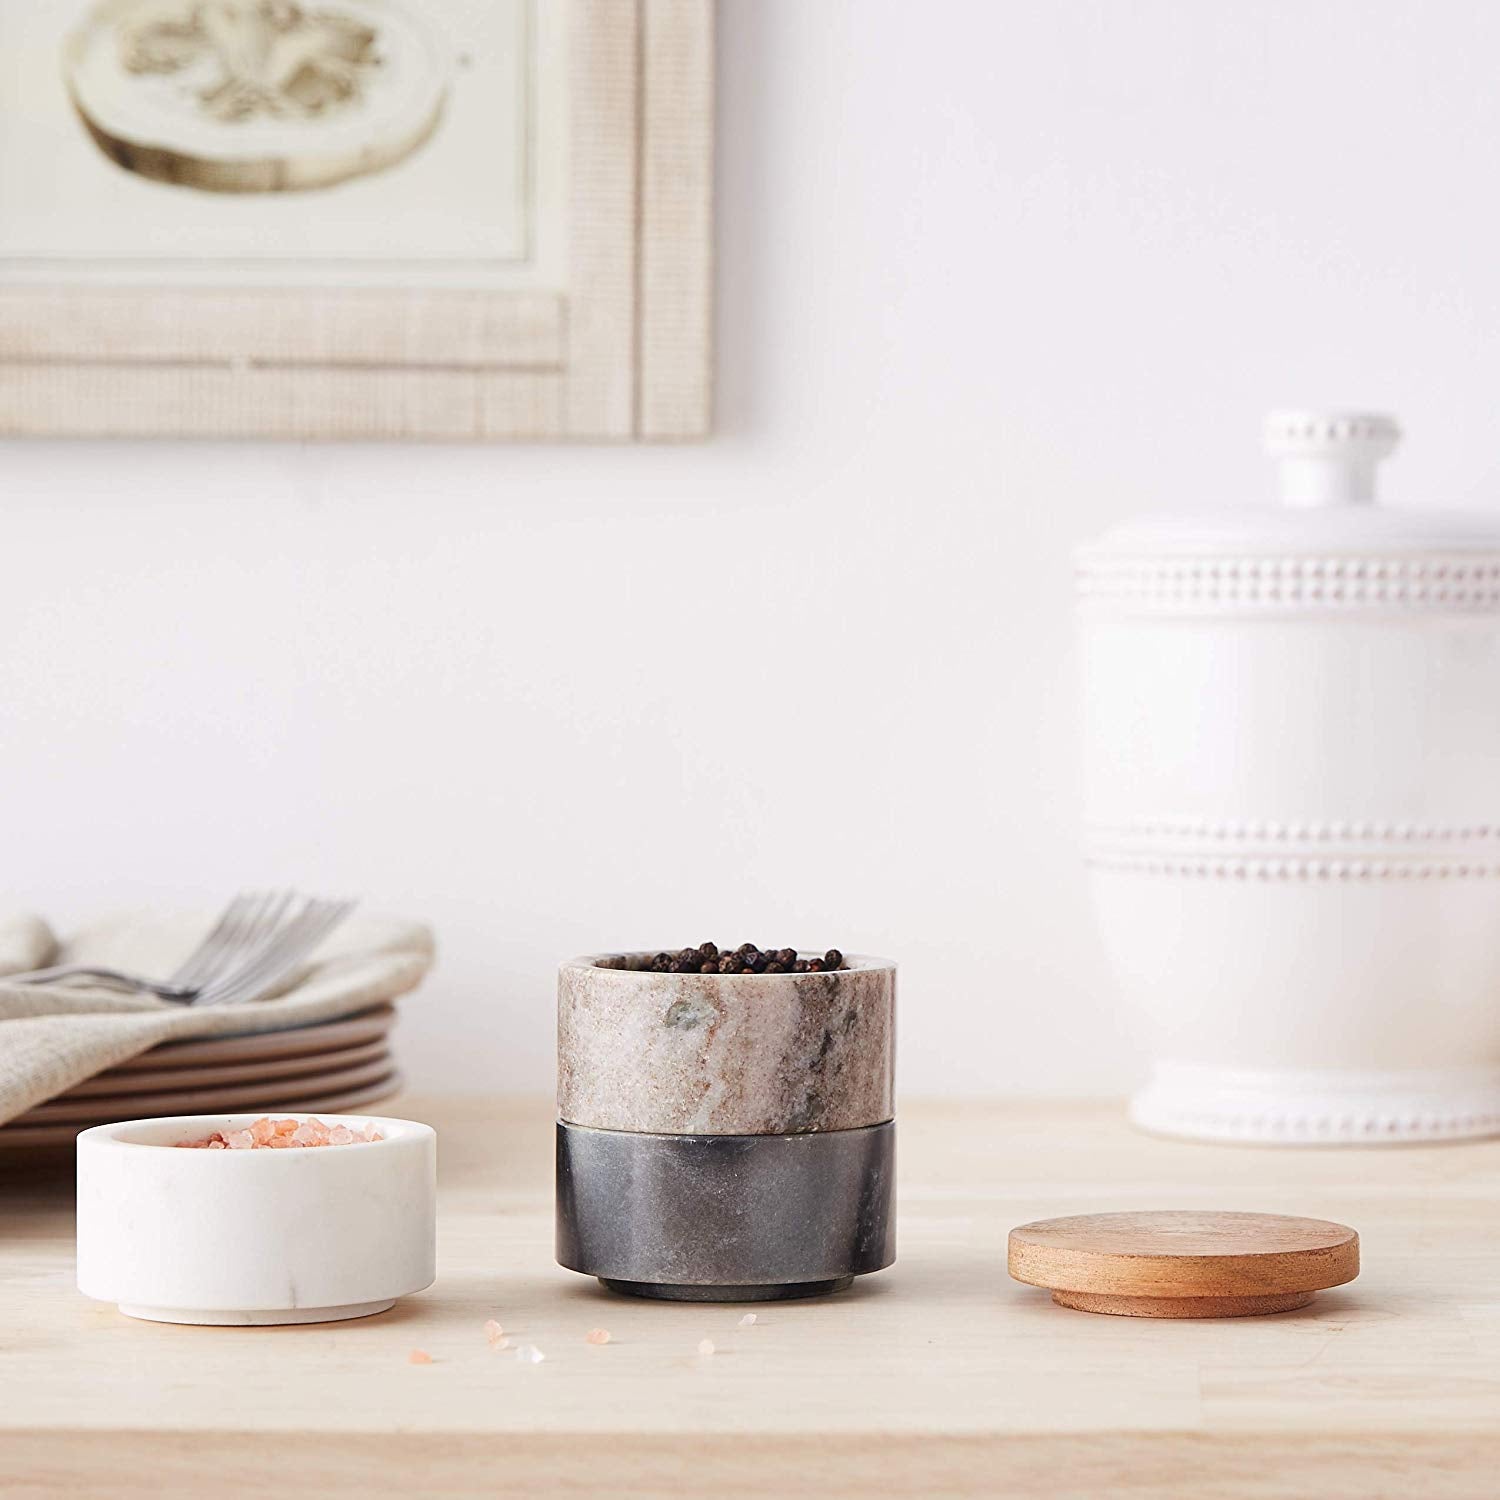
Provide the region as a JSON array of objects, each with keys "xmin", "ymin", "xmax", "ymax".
[{"xmin": 76, "ymin": 1113, "xmax": 436, "ymax": 1325}]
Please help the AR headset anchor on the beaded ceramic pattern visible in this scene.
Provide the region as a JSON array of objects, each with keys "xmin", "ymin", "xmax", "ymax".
[
  {"xmin": 1088, "ymin": 819, "xmax": 1500, "ymax": 843},
  {"xmin": 1076, "ymin": 553, "xmax": 1500, "ymax": 613},
  {"xmin": 1087, "ymin": 854, "xmax": 1500, "ymax": 881}
]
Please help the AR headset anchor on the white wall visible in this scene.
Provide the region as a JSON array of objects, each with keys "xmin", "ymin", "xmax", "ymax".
[{"xmin": 5, "ymin": 0, "xmax": 1499, "ymax": 1099}]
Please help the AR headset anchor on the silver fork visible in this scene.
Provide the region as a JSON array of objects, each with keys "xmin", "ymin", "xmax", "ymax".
[
  {"xmin": 5, "ymin": 891, "xmax": 356, "ymax": 1006},
  {"xmin": 194, "ymin": 896, "xmax": 357, "ymax": 1007}
]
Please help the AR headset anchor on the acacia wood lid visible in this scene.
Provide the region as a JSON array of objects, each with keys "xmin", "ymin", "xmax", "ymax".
[{"xmin": 1008, "ymin": 1210, "xmax": 1359, "ymax": 1318}]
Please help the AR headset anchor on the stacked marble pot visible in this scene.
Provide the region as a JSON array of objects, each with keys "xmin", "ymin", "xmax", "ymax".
[{"xmin": 556, "ymin": 953, "xmax": 896, "ymax": 1300}]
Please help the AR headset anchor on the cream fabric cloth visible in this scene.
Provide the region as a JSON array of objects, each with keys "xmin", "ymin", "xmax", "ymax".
[{"xmin": 0, "ymin": 910, "xmax": 435, "ymax": 1126}]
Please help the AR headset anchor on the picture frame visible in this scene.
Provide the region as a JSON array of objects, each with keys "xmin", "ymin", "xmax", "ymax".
[{"xmin": 0, "ymin": 0, "xmax": 714, "ymax": 441}]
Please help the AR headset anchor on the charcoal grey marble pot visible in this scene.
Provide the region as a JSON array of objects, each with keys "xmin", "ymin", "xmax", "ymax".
[{"xmin": 555, "ymin": 952, "xmax": 896, "ymax": 1301}]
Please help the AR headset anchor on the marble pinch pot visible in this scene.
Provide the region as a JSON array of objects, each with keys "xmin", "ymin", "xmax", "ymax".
[
  {"xmin": 76, "ymin": 1113, "xmax": 436, "ymax": 1326},
  {"xmin": 556, "ymin": 953, "xmax": 897, "ymax": 1301},
  {"xmin": 557, "ymin": 952, "xmax": 896, "ymax": 1135}
]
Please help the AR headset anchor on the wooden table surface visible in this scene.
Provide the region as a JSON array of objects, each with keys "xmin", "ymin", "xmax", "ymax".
[{"xmin": 4, "ymin": 1095, "xmax": 1498, "ymax": 1498}]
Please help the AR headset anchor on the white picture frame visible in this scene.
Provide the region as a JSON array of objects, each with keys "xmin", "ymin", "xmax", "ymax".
[{"xmin": 0, "ymin": 0, "xmax": 713, "ymax": 440}]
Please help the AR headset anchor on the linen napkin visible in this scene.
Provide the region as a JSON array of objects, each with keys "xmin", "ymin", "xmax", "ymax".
[{"xmin": 0, "ymin": 909, "xmax": 435, "ymax": 1127}]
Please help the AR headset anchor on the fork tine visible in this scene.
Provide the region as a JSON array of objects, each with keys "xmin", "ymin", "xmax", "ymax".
[
  {"xmin": 201, "ymin": 899, "xmax": 354, "ymax": 1009},
  {"xmin": 174, "ymin": 889, "xmax": 289, "ymax": 991},
  {"xmin": 196, "ymin": 898, "xmax": 357, "ymax": 1008},
  {"xmin": 193, "ymin": 893, "xmax": 318, "ymax": 1005},
  {"xmin": 167, "ymin": 891, "xmax": 259, "ymax": 988}
]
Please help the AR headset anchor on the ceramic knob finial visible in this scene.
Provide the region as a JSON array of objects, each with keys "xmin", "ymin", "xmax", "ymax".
[{"xmin": 1264, "ymin": 410, "xmax": 1401, "ymax": 508}]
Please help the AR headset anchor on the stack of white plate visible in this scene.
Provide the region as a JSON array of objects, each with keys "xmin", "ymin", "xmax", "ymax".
[{"xmin": 0, "ymin": 1007, "xmax": 402, "ymax": 1149}]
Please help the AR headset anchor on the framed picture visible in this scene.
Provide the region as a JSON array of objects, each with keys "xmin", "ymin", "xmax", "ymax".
[{"xmin": 0, "ymin": 0, "xmax": 713, "ymax": 440}]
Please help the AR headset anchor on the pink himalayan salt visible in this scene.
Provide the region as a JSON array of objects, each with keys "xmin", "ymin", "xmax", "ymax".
[
  {"xmin": 697, "ymin": 1339, "xmax": 716, "ymax": 1357},
  {"xmin": 585, "ymin": 1328, "xmax": 611, "ymax": 1346},
  {"xmin": 408, "ymin": 1349, "xmax": 433, "ymax": 1365},
  {"xmin": 177, "ymin": 1117, "xmax": 384, "ymax": 1149},
  {"xmin": 483, "ymin": 1319, "xmax": 505, "ymax": 1345}
]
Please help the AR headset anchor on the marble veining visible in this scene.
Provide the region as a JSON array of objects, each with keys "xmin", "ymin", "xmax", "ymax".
[{"xmin": 558, "ymin": 955, "xmax": 895, "ymax": 1135}]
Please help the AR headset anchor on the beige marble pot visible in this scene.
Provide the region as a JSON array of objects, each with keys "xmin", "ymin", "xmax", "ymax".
[{"xmin": 557, "ymin": 953, "xmax": 896, "ymax": 1135}]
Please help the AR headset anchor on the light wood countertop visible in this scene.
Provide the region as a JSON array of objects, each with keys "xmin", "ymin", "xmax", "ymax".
[{"xmin": 4, "ymin": 1095, "xmax": 1498, "ymax": 1497}]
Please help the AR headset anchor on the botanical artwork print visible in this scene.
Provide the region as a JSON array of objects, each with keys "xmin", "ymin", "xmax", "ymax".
[
  {"xmin": 64, "ymin": 0, "xmax": 449, "ymax": 193},
  {"xmin": 116, "ymin": 2, "xmax": 383, "ymax": 124}
]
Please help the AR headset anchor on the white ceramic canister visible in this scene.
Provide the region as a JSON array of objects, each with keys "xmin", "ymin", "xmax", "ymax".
[{"xmin": 1077, "ymin": 412, "xmax": 1500, "ymax": 1144}]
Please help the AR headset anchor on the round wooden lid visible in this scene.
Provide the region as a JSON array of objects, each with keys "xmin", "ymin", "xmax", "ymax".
[{"xmin": 1008, "ymin": 1211, "xmax": 1359, "ymax": 1318}]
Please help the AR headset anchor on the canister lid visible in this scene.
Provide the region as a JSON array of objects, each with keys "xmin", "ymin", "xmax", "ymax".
[
  {"xmin": 1083, "ymin": 410, "xmax": 1500, "ymax": 557},
  {"xmin": 1008, "ymin": 1210, "xmax": 1360, "ymax": 1318}
]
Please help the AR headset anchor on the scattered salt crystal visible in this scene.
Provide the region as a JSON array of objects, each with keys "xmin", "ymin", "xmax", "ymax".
[
  {"xmin": 585, "ymin": 1328, "xmax": 611, "ymax": 1346},
  {"xmin": 328, "ymin": 1125, "xmax": 355, "ymax": 1146},
  {"xmin": 697, "ymin": 1339, "xmax": 716, "ymax": 1357},
  {"xmin": 737, "ymin": 1313, "xmax": 757, "ymax": 1328},
  {"xmin": 408, "ymin": 1349, "xmax": 433, "ymax": 1365},
  {"xmin": 515, "ymin": 1344, "xmax": 545, "ymax": 1365},
  {"xmin": 483, "ymin": 1319, "xmax": 504, "ymax": 1344},
  {"xmin": 361, "ymin": 1122, "xmax": 383, "ymax": 1142}
]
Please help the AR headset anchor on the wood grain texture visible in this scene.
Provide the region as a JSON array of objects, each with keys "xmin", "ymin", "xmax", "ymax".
[
  {"xmin": 4, "ymin": 1097, "xmax": 1497, "ymax": 1498},
  {"xmin": 0, "ymin": 366, "xmax": 564, "ymax": 440},
  {"xmin": 0, "ymin": 290, "xmax": 565, "ymax": 368},
  {"xmin": 563, "ymin": 0, "xmax": 641, "ymax": 437},
  {"xmin": 637, "ymin": 0, "xmax": 715, "ymax": 438},
  {"xmin": 1050, "ymin": 1288, "xmax": 1319, "ymax": 1318},
  {"xmin": 1009, "ymin": 1210, "xmax": 1360, "ymax": 1317}
]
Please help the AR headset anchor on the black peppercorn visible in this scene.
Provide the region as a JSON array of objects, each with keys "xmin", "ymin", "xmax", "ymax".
[{"xmin": 653, "ymin": 943, "xmax": 849, "ymax": 976}]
